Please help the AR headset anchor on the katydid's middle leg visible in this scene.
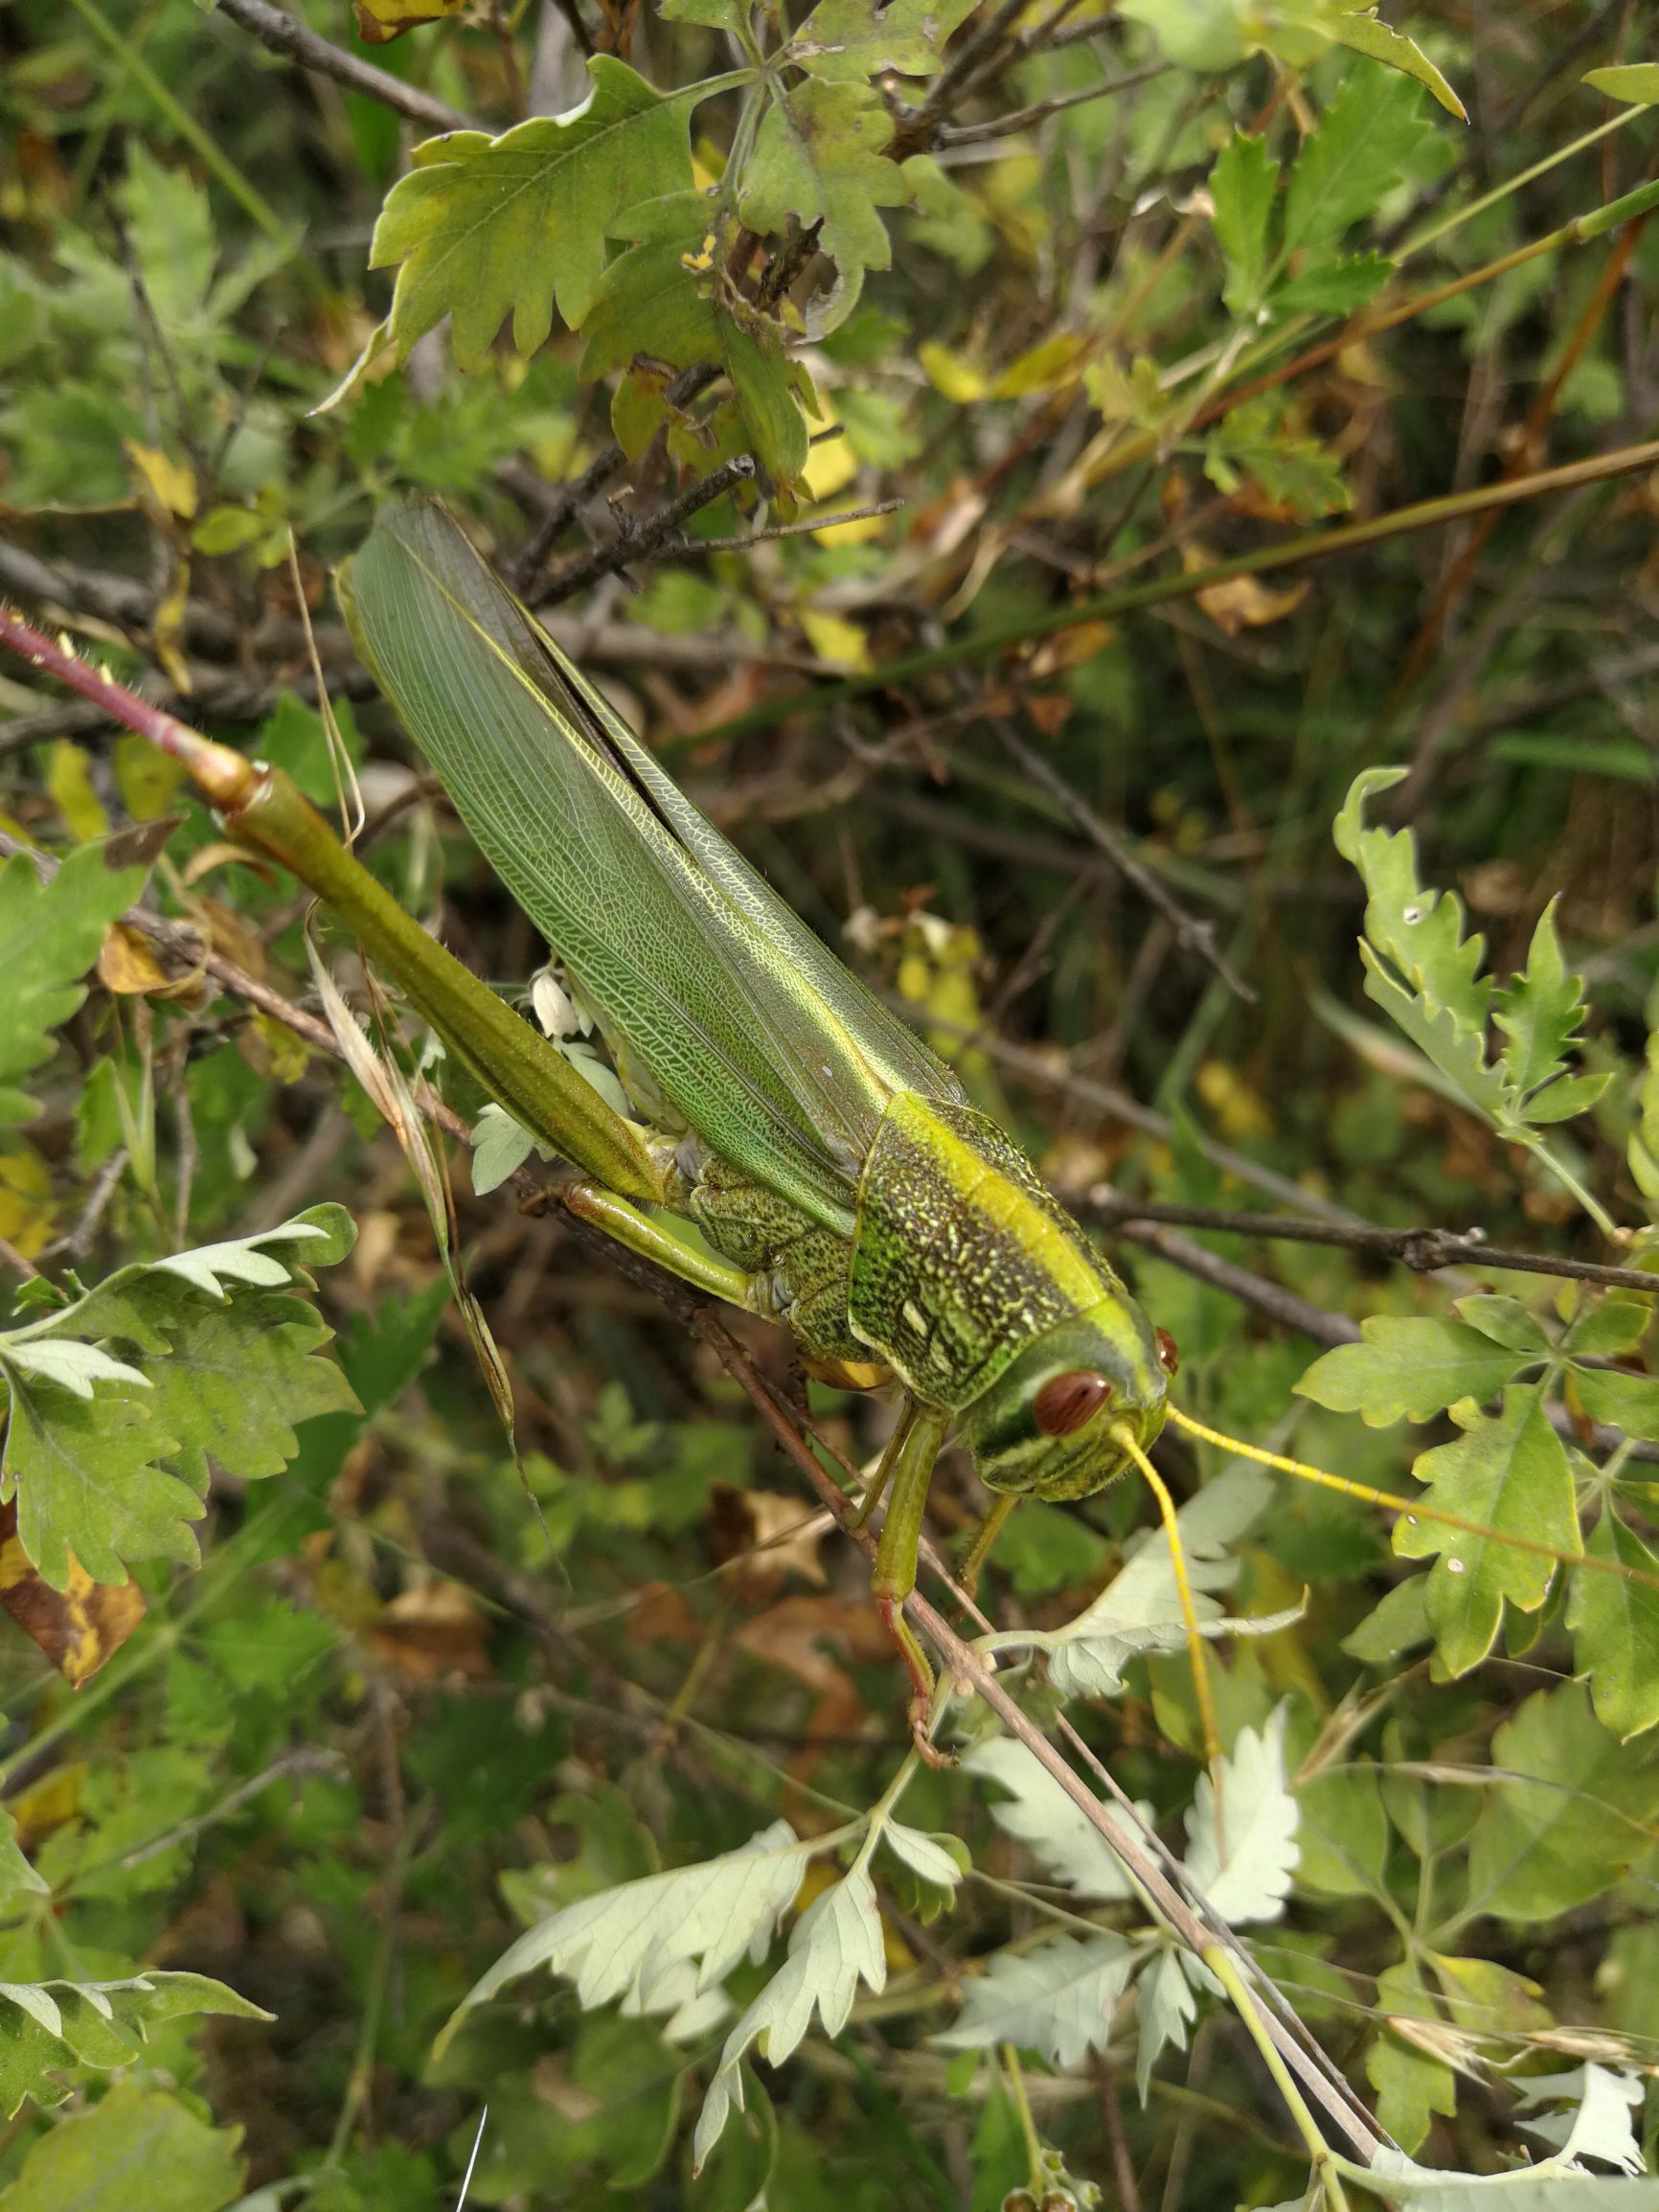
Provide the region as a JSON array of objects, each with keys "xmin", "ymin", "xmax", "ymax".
[
  {"xmin": 560, "ymin": 1180, "xmax": 780, "ymax": 1312},
  {"xmin": 870, "ymin": 1398, "xmax": 954, "ymax": 1767}
]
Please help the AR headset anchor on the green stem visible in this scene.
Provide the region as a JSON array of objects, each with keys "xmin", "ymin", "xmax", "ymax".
[
  {"xmin": 61, "ymin": 0, "xmax": 289, "ymax": 241},
  {"xmin": 700, "ymin": 438, "xmax": 1659, "ymax": 741},
  {"xmin": 1202, "ymin": 1943, "xmax": 1352, "ymax": 2212},
  {"xmin": 1516, "ymin": 1131, "xmax": 1617, "ymax": 1239},
  {"xmin": 1000, "ymin": 2042, "xmax": 1048, "ymax": 2200},
  {"xmin": 1399, "ymin": 108, "xmax": 1643, "ymax": 262}
]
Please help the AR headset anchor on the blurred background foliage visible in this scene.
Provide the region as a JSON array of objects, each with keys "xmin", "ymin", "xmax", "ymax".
[{"xmin": 4, "ymin": 0, "xmax": 1659, "ymax": 2205}]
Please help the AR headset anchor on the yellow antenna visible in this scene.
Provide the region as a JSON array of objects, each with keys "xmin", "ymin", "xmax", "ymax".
[
  {"xmin": 1167, "ymin": 1405, "xmax": 1659, "ymax": 1597},
  {"xmin": 1111, "ymin": 1422, "xmax": 1224, "ymax": 1774}
]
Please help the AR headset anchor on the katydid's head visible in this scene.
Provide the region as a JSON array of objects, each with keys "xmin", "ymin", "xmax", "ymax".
[{"xmin": 958, "ymin": 1300, "xmax": 1176, "ymax": 1502}]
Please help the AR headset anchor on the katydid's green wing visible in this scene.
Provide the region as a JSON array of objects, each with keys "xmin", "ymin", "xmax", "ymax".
[{"xmin": 340, "ymin": 496, "xmax": 964, "ymax": 1235}]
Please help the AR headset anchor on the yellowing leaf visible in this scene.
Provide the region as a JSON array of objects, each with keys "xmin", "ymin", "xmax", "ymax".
[
  {"xmin": 802, "ymin": 416, "xmax": 859, "ymax": 502},
  {"xmin": 0, "ymin": 1149, "xmax": 57, "ymax": 1260},
  {"xmin": 1183, "ymin": 544, "xmax": 1309, "ymax": 633},
  {"xmin": 800, "ymin": 609, "xmax": 870, "ymax": 671},
  {"xmin": 991, "ymin": 332, "xmax": 1090, "ymax": 399},
  {"xmin": 918, "ymin": 339, "xmax": 989, "ymax": 402},
  {"xmin": 123, "ymin": 439, "xmax": 197, "ymax": 520},
  {"xmin": 97, "ymin": 921, "xmax": 181, "ymax": 998},
  {"xmin": 352, "ymin": 0, "xmax": 466, "ymax": 42},
  {"xmin": 46, "ymin": 742, "xmax": 110, "ymax": 843},
  {"xmin": 113, "ymin": 733, "xmax": 186, "ymax": 821},
  {"xmin": 0, "ymin": 1497, "xmax": 146, "ymax": 1685},
  {"xmin": 151, "ymin": 559, "xmax": 193, "ymax": 695}
]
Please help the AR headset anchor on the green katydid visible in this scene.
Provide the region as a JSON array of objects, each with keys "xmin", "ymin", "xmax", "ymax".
[
  {"xmin": 334, "ymin": 497, "xmax": 1177, "ymax": 1761},
  {"xmin": 11, "ymin": 494, "xmax": 1659, "ymax": 1768}
]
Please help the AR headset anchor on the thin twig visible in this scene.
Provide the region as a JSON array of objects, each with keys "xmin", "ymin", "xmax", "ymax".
[
  {"xmin": 1110, "ymin": 1218, "xmax": 1357, "ymax": 1349},
  {"xmin": 214, "ymin": 0, "xmax": 474, "ymax": 133},
  {"xmin": 1076, "ymin": 1194, "xmax": 1659, "ymax": 1297},
  {"xmin": 899, "ymin": 0, "xmax": 1031, "ymax": 148},
  {"xmin": 661, "ymin": 498, "xmax": 903, "ymax": 557},
  {"xmin": 990, "ymin": 715, "xmax": 1252, "ymax": 1001},
  {"xmin": 938, "ymin": 62, "xmax": 1167, "ymax": 148},
  {"xmin": 538, "ymin": 455, "xmax": 759, "ymax": 605},
  {"xmin": 0, "ymin": 1238, "xmax": 40, "ymax": 1282}
]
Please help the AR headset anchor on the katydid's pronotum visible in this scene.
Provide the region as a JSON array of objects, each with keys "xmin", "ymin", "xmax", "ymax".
[{"xmin": 4, "ymin": 496, "xmax": 1657, "ymax": 1775}]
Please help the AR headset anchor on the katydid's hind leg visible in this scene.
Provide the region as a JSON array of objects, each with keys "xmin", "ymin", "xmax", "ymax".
[
  {"xmin": 869, "ymin": 1402, "xmax": 954, "ymax": 1767},
  {"xmin": 960, "ymin": 1493, "xmax": 1019, "ymax": 1599},
  {"xmin": 560, "ymin": 1180, "xmax": 774, "ymax": 1313}
]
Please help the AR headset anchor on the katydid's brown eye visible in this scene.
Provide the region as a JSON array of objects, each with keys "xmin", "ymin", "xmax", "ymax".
[
  {"xmin": 1155, "ymin": 1328, "xmax": 1180, "ymax": 1377},
  {"xmin": 1033, "ymin": 1371, "xmax": 1115, "ymax": 1438}
]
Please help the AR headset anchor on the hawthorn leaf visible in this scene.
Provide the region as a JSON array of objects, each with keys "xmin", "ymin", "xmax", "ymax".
[
  {"xmin": 0, "ymin": 2079, "xmax": 245, "ymax": 2204},
  {"xmin": 370, "ymin": 58, "xmax": 746, "ymax": 364},
  {"xmin": 1395, "ymin": 1385, "xmax": 1578, "ymax": 1676},
  {"xmin": 881, "ymin": 1819, "xmax": 965, "ymax": 1897},
  {"xmin": 1283, "ymin": 63, "xmax": 1432, "ymax": 255},
  {"xmin": 1183, "ymin": 1704, "xmax": 1299, "ymax": 1924},
  {"xmin": 787, "ymin": 0, "xmax": 977, "ymax": 82},
  {"xmin": 934, "ymin": 1933, "xmax": 1136, "ymax": 2067},
  {"xmin": 580, "ymin": 195, "xmax": 807, "ymax": 482},
  {"xmin": 1571, "ymin": 1363, "xmax": 1659, "ymax": 1441},
  {"xmin": 446, "ymin": 1818, "xmax": 816, "ymax": 2039},
  {"xmin": 1515, "ymin": 2064, "xmax": 1646, "ymax": 2177},
  {"xmin": 1455, "ymin": 1293, "xmax": 1553, "ymax": 1354},
  {"xmin": 1582, "ymin": 64, "xmax": 1659, "ymax": 105},
  {"xmin": 1495, "ymin": 900, "xmax": 1591, "ymax": 1099},
  {"xmin": 660, "ymin": 0, "xmax": 748, "ymax": 28},
  {"xmin": 0, "ymin": 1810, "xmax": 46, "ymax": 1916},
  {"xmin": 0, "ymin": 1207, "xmax": 359, "ymax": 1586},
  {"xmin": 1329, "ymin": 14, "xmax": 1466, "ymax": 120},
  {"xmin": 1563, "ymin": 1299, "xmax": 1650, "ymax": 1359},
  {"xmin": 694, "ymin": 1865, "xmax": 885, "ymax": 2168},
  {"xmin": 1134, "ymin": 1944, "xmax": 1200, "ymax": 2101},
  {"xmin": 1, "ymin": 1342, "xmax": 148, "ymax": 1399},
  {"xmin": 975, "ymin": 1464, "xmax": 1298, "ymax": 1698},
  {"xmin": 1366, "ymin": 1961, "xmax": 1458, "ymax": 2155},
  {"xmin": 1463, "ymin": 1681, "xmax": 1659, "ymax": 1924},
  {"xmin": 0, "ymin": 1374, "xmax": 203, "ymax": 1589},
  {"xmin": 1210, "ymin": 130, "xmax": 1279, "ymax": 311},
  {"xmin": 469, "ymin": 1103, "xmax": 552, "ymax": 1196},
  {"xmin": 738, "ymin": 78, "xmax": 908, "ymax": 331},
  {"xmin": 961, "ymin": 1738, "xmax": 1148, "ymax": 1901},
  {"xmin": 1204, "ymin": 397, "xmax": 1350, "ymax": 518},
  {"xmin": 0, "ymin": 1976, "xmax": 267, "ymax": 2121},
  {"xmin": 1566, "ymin": 1509, "xmax": 1659, "ymax": 1741},
  {"xmin": 1333, "ymin": 769, "xmax": 1489, "ymax": 1036},
  {"xmin": 1525, "ymin": 1072, "xmax": 1612, "ymax": 1125},
  {"xmin": 1296, "ymin": 1316, "xmax": 1531, "ymax": 1425},
  {"xmin": 1269, "ymin": 247, "xmax": 1394, "ymax": 317},
  {"xmin": 0, "ymin": 846, "xmax": 148, "ymax": 1126}
]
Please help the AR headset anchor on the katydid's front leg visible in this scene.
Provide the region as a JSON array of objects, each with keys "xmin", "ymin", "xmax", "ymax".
[{"xmin": 870, "ymin": 1398, "xmax": 954, "ymax": 1768}]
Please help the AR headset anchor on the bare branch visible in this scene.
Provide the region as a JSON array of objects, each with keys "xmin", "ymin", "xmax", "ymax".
[
  {"xmin": 990, "ymin": 716, "xmax": 1253, "ymax": 1001},
  {"xmin": 538, "ymin": 454, "xmax": 759, "ymax": 605},
  {"xmin": 1078, "ymin": 1194, "xmax": 1659, "ymax": 1298},
  {"xmin": 938, "ymin": 62, "xmax": 1168, "ymax": 148},
  {"xmin": 214, "ymin": 0, "xmax": 474, "ymax": 134}
]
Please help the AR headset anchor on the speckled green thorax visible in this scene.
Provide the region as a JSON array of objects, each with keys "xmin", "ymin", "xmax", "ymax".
[
  {"xmin": 685, "ymin": 1090, "xmax": 1132, "ymax": 1409},
  {"xmin": 849, "ymin": 1093, "xmax": 1125, "ymax": 1408}
]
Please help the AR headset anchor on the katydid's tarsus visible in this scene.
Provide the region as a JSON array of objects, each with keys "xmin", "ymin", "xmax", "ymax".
[{"xmin": 332, "ymin": 497, "xmax": 1175, "ymax": 1763}]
